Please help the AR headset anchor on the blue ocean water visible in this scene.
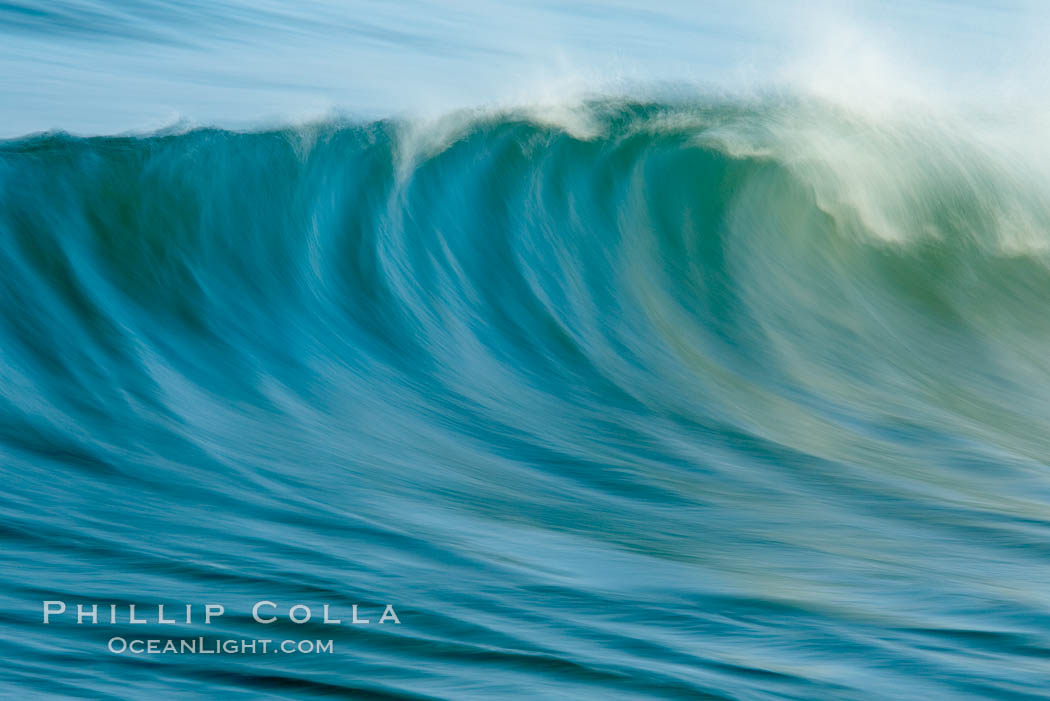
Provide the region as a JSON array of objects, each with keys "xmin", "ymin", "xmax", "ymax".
[{"xmin": 4, "ymin": 2, "xmax": 1050, "ymax": 699}]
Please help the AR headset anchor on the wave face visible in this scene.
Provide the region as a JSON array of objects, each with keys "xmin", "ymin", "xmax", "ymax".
[{"xmin": 4, "ymin": 100, "xmax": 1050, "ymax": 698}]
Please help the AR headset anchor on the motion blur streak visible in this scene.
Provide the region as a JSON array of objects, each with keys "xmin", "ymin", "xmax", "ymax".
[{"xmin": 6, "ymin": 0, "xmax": 1050, "ymax": 697}]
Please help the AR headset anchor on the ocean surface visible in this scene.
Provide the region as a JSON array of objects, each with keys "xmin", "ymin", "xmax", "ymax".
[{"xmin": 4, "ymin": 2, "xmax": 1050, "ymax": 699}]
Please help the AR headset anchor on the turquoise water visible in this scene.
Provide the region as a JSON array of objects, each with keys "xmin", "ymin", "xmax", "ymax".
[{"xmin": 4, "ymin": 3, "xmax": 1050, "ymax": 700}]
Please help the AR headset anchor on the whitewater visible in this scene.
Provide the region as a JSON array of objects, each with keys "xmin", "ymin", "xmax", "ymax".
[{"xmin": 3, "ymin": 2, "xmax": 1050, "ymax": 699}]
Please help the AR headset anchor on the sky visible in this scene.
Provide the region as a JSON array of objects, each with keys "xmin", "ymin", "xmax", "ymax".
[{"xmin": 0, "ymin": 0, "xmax": 1045, "ymax": 136}]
